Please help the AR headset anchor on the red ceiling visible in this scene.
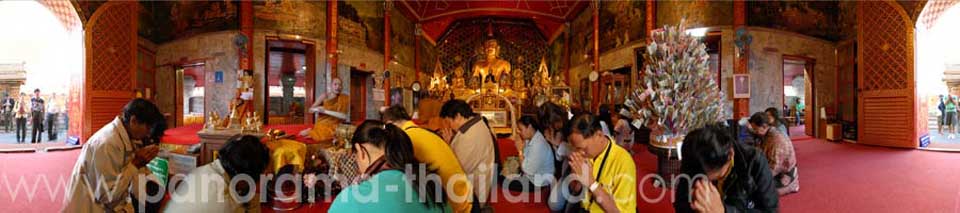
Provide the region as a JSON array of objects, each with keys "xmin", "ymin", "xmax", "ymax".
[{"xmin": 396, "ymin": 0, "xmax": 588, "ymax": 43}]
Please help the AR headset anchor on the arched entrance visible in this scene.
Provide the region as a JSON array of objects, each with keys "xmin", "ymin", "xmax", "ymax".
[
  {"xmin": 916, "ymin": 1, "xmax": 960, "ymax": 150},
  {"xmin": 0, "ymin": 1, "xmax": 82, "ymax": 146}
]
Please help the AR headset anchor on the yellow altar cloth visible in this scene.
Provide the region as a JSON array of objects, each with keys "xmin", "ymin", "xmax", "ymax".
[{"xmin": 264, "ymin": 138, "xmax": 307, "ymax": 174}]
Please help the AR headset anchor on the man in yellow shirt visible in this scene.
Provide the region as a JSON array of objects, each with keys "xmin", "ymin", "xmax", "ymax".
[
  {"xmin": 382, "ymin": 106, "xmax": 474, "ymax": 213},
  {"xmin": 568, "ymin": 114, "xmax": 637, "ymax": 213}
]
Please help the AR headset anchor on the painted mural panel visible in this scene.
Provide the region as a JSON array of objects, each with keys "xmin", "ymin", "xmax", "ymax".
[
  {"xmin": 599, "ymin": 1, "xmax": 645, "ymax": 53},
  {"xmin": 338, "ymin": 0, "xmax": 384, "ymax": 53},
  {"xmin": 253, "ymin": 0, "xmax": 325, "ymax": 39},
  {"xmin": 548, "ymin": 36, "xmax": 565, "ymax": 76},
  {"xmin": 656, "ymin": 1, "xmax": 733, "ymax": 29},
  {"xmin": 420, "ymin": 36, "xmax": 439, "ymax": 76},
  {"xmin": 746, "ymin": 1, "xmax": 842, "ymax": 41},
  {"xmin": 139, "ymin": 1, "xmax": 239, "ymax": 43},
  {"xmin": 570, "ymin": 8, "xmax": 592, "ymax": 67},
  {"xmin": 390, "ymin": 8, "xmax": 415, "ymax": 69}
]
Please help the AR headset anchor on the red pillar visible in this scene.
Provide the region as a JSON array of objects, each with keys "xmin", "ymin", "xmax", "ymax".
[
  {"xmin": 383, "ymin": 1, "xmax": 392, "ymax": 106},
  {"xmin": 591, "ymin": 0, "xmax": 600, "ymax": 113},
  {"xmin": 646, "ymin": 0, "xmax": 656, "ymax": 41},
  {"xmin": 327, "ymin": 0, "xmax": 339, "ymax": 79},
  {"xmin": 240, "ymin": 1, "xmax": 253, "ymax": 70},
  {"xmin": 415, "ymin": 24, "xmax": 422, "ymax": 82},
  {"xmin": 562, "ymin": 24, "xmax": 571, "ymax": 86},
  {"xmin": 733, "ymin": 1, "xmax": 749, "ymax": 118}
]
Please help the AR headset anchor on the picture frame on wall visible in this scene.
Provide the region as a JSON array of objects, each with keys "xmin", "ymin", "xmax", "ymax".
[{"xmin": 733, "ymin": 74, "xmax": 750, "ymax": 98}]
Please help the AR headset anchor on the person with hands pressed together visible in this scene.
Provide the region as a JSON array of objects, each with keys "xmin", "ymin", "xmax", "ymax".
[
  {"xmin": 566, "ymin": 114, "xmax": 637, "ymax": 213},
  {"xmin": 438, "ymin": 99, "xmax": 497, "ymax": 212},
  {"xmin": 674, "ymin": 124, "xmax": 779, "ymax": 213},
  {"xmin": 63, "ymin": 98, "xmax": 167, "ymax": 212}
]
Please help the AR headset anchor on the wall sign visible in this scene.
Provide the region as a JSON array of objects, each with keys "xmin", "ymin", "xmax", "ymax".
[{"xmin": 214, "ymin": 71, "xmax": 223, "ymax": 84}]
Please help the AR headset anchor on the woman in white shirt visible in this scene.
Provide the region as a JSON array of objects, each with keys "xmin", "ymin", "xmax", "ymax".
[{"xmin": 508, "ymin": 116, "xmax": 555, "ymax": 192}]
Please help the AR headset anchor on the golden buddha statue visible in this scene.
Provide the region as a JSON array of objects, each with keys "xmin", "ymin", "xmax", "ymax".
[
  {"xmin": 513, "ymin": 69, "xmax": 525, "ymax": 91},
  {"xmin": 471, "ymin": 39, "xmax": 511, "ymax": 85},
  {"xmin": 452, "ymin": 66, "xmax": 466, "ymax": 89}
]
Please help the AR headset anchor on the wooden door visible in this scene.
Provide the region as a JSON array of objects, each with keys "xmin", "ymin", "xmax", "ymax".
[
  {"xmin": 857, "ymin": 1, "xmax": 917, "ymax": 148},
  {"xmin": 83, "ymin": 2, "xmax": 137, "ymax": 142},
  {"xmin": 349, "ymin": 71, "xmax": 368, "ymax": 124},
  {"xmin": 804, "ymin": 68, "xmax": 814, "ymax": 136}
]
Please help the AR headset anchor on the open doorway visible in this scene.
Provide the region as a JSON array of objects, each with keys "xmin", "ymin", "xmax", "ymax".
[
  {"xmin": 0, "ymin": 1, "xmax": 82, "ymax": 145},
  {"xmin": 264, "ymin": 39, "xmax": 316, "ymax": 125},
  {"xmin": 916, "ymin": 2, "xmax": 960, "ymax": 150},
  {"xmin": 175, "ymin": 63, "xmax": 204, "ymax": 127},
  {"xmin": 783, "ymin": 56, "xmax": 816, "ymax": 138}
]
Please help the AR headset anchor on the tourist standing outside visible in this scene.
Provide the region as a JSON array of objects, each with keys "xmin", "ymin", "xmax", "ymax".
[
  {"xmin": 29, "ymin": 88, "xmax": 44, "ymax": 143},
  {"xmin": 14, "ymin": 92, "xmax": 27, "ymax": 143},
  {"xmin": 946, "ymin": 96, "xmax": 958, "ymax": 139},
  {"xmin": 939, "ymin": 95, "xmax": 946, "ymax": 134},
  {"xmin": 47, "ymin": 93, "xmax": 60, "ymax": 141}
]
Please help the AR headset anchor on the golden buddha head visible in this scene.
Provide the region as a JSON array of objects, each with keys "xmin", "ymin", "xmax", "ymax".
[{"xmin": 483, "ymin": 39, "xmax": 500, "ymax": 58}]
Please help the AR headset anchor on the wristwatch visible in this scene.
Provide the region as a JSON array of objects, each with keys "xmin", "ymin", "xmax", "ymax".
[{"xmin": 589, "ymin": 182, "xmax": 601, "ymax": 193}]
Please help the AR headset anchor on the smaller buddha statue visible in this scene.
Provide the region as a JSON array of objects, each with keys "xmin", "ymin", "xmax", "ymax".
[
  {"xmin": 499, "ymin": 72, "xmax": 512, "ymax": 90},
  {"xmin": 451, "ymin": 66, "xmax": 466, "ymax": 89},
  {"xmin": 206, "ymin": 111, "xmax": 220, "ymax": 130},
  {"xmin": 513, "ymin": 69, "xmax": 525, "ymax": 91}
]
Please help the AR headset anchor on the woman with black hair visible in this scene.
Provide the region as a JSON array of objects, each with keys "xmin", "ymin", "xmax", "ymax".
[
  {"xmin": 764, "ymin": 107, "xmax": 790, "ymax": 136},
  {"xmin": 507, "ymin": 115, "xmax": 555, "ymax": 192},
  {"xmin": 748, "ymin": 112, "xmax": 799, "ymax": 196},
  {"xmin": 165, "ymin": 134, "xmax": 271, "ymax": 212},
  {"xmin": 674, "ymin": 124, "xmax": 779, "ymax": 213},
  {"xmin": 329, "ymin": 120, "xmax": 448, "ymax": 212}
]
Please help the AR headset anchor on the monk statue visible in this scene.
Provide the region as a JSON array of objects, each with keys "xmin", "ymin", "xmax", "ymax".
[
  {"xmin": 471, "ymin": 39, "xmax": 511, "ymax": 85},
  {"xmin": 300, "ymin": 77, "xmax": 350, "ymax": 144}
]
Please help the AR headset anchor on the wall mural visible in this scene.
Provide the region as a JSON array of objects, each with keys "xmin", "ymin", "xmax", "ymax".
[
  {"xmin": 570, "ymin": 8, "xmax": 593, "ymax": 67},
  {"xmin": 436, "ymin": 18, "xmax": 547, "ymax": 87},
  {"xmin": 747, "ymin": 1, "xmax": 842, "ymax": 41},
  {"xmin": 139, "ymin": 1, "xmax": 239, "ymax": 44},
  {"xmin": 656, "ymin": 1, "xmax": 733, "ymax": 29},
  {"xmin": 599, "ymin": 1, "xmax": 646, "ymax": 53},
  {"xmin": 338, "ymin": 0, "xmax": 384, "ymax": 53},
  {"xmin": 420, "ymin": 36, "xmax": 438, "ymax": 75},
  {"xmin": 390, "ymin": 8, "xmax": 415, "ymax": 69},
  {"xmin": 253, "ymin": 0, "xmax": 326, "ymax": 39},
  {"xmin": 548, "ymin": 36, "xmax": 565, "ymax": 77}
]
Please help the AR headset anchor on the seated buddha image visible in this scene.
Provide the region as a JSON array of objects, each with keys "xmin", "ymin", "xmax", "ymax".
[
  {"xmin": 451, "ymin": 66, "xmax": 466, "ymax": 88},
  {"xmin": 472, "ymin": 39, "xmax": 512, "ymax": 85}
]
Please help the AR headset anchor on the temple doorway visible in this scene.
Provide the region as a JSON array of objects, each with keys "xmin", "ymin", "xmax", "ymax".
[
  {"xmin": 349, "ymin": 69, "xmax": 370, "ymax": 124},
  {"xmin": 0, "ymin": 1, "xmax": 81, "ymax": 146},
  {"xmin": 782, "ymin": 56, "xmax": 815, "ymax": 138},
  {"xmin": 176, "ymin": 63, "xmax": 205, "ymax": 127},
  {"xmin": 264, "ymin": 39, "xmax": 316, "ymax": 125},
  {"xmin": 916, "ymin": 2, "xmax": 960, "ymax": 150}
]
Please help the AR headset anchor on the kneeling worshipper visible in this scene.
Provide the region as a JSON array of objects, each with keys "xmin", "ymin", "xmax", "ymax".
[
  {"xmin": 748, "ymin": 112, "xmax": 799, "ymax": 195},
  {"xmin": 300, "ymin": 77, "xmax": 350, "ymax": 143},
  {"xmin": 329, "ymin": 120, "xmax": 449, "ymax": 212},
  {"xmin": 674, "ymin": 124, "xmax": 779, "ymax": 213},
  {"xmin": 381, "ymin": 106, "xmax": 473, "ymax": 212},
  {"xmin": 164, "ymin": 135, "xmax": 271, "ymax": 212},
  {"xmin": 506, "ymin": 115, "xmax": 555, "ymax": 192},
  {"xmin": 566, "ymin": 114, "xmax": 637, "ymax": 213},
  {"xmin": 63, "ymin": 99, "xmax": 167, "ymax": 212}
]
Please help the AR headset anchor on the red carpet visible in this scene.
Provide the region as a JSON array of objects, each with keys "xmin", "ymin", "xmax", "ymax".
[{"xmin": 4, "ymin": 139, "xmax": 960, "ymax": 212}]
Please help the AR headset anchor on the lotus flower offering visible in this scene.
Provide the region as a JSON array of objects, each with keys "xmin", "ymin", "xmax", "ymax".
[{"xmin": 627, "ymin": 19, "xmax": 728, "ymax": 147}]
